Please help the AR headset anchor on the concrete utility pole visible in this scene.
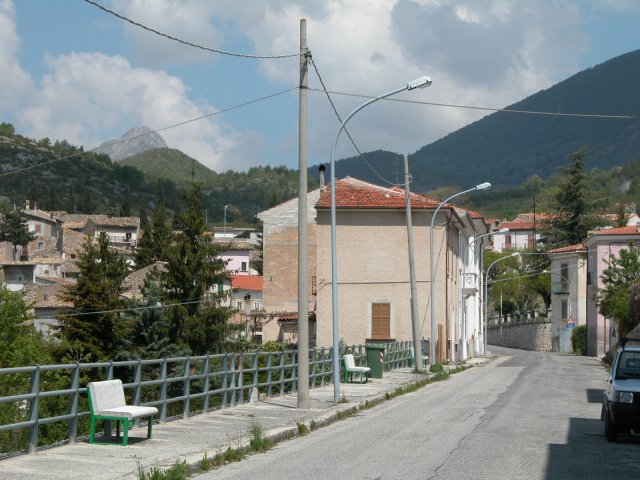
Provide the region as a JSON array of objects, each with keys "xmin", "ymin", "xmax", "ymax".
[
  {"xmin": 404, "ymin": 155, "xmax": 423, "ymax": 371},
  {"xmin": 297, "ymin": 18, "xmax": 309, "ymax": 409}
]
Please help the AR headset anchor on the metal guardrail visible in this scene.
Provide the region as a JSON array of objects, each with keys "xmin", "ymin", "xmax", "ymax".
[{"xmin": 0, "ymin": 341, "xmax": 413, "ymax": 456}]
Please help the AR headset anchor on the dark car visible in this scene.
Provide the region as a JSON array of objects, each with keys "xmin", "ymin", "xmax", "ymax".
[{"xmin": 602, "ymin": 338, "xmax": 640, "ymax": 442}]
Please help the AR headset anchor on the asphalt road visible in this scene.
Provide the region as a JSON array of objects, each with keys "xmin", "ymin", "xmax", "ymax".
[{"xmin": 196, "ymin": 347, "xmax": 640, "ymax": 480}]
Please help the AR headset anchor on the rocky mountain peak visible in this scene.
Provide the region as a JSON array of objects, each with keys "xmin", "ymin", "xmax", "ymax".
[{"xmin": 94, "ymin": 126, "xmax": 168, "ymax": 162}]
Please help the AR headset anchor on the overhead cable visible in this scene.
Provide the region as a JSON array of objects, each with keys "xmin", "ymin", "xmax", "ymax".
[
  {"xmin": 0, "ymin": 87, "xmax": 296, "ymax": 178},
  {"xmin": 309, "ymin": 88, "xmax": 640, "ymax": 120},
  {"xmin": 82, "ymin": 0, "xmax": 300, "ymax": 59},
  {"xmin": 309, "ymin": 57, "xmax": 406, "ymax": 187}
]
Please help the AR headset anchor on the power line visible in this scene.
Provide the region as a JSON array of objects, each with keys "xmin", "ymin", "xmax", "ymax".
[
  {"xmin": 308, "ymin": 57, "xmax": 405, "ymax": 187},
  {"xmin": 82, "ymin": 0, "xmax": 300, "ymax": 59},
  {"xmin": 0, "ymin": 87, "xmax": 297, "ymax": 178},
  {"xmin": 309, "ymin": 88, "xmax": 640, "ymax": 120}
]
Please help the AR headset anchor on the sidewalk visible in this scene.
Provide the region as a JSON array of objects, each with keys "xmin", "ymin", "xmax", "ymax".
[{"xmin": 2, "ymin": 358, "xmax": 489, "ymax": 480}]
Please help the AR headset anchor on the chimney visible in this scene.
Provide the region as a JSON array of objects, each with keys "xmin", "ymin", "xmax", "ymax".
[{"xmin": 319, "ymin": 165, "xmax": 326, "ymax": 191}]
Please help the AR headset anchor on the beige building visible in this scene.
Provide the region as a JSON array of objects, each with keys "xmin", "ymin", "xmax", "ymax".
[
  {"xmin": 547, "ymin": 243, "xmax": 588, "ymax": 353},
  {"xmin": 259, "ymin": 177, "xmax": 489, "ymax": 362}
]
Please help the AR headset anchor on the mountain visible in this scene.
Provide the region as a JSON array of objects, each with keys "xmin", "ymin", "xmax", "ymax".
[
  {"xmin": 320, "ymin": 49, "xmax": 640, "ymax": 192},
  {"xmin": 119, "ymin": 148, "xmax": 218, "ymax": 186},
  {"xmin": 94, "ymin": 127, "xmax": 168, "ymax": 162}
]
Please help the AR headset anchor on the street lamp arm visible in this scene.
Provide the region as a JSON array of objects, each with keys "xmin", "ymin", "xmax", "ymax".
[{"xmin": 329, "ymin": 76, "xmax": 432, "ymax": 403}]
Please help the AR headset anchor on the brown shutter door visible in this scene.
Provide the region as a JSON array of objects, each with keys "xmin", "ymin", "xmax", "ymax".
[{"xmin": 371, "ymin": 303, "xmax": 391, "ymax": 339}]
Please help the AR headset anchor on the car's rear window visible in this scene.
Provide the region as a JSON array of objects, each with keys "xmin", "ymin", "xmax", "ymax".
[{"xmin": 615, "ymin": 351, "xmax": 640, "ymax": 380}]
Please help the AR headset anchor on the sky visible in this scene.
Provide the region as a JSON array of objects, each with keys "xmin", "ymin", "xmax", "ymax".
[{"xmin": 1, "ymin": 0, "xmax": 639, "ymax": 175}]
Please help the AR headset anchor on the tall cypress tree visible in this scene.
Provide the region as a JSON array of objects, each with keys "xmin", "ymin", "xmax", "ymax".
[
  {"xmin": 57, "ymin": 233, "xmax": 130, "ymax": 360},
  {"xmin": 120, "ymin": 186, "xmax": 131, "ymax": 217},
  {"xmin": 65, "ymin": 185, "xmax": 75, "ymax": 214},
  {"xmin": 541, "ymin": 147, "xmax": 607, "ymax": 249},
  {"xmin": 160, "ymin": 183, "xmax": 237, "ymax": 354}
]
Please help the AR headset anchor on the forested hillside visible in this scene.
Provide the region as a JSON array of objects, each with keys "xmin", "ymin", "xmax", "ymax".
[{"xmin": 323, "ymin": 49, "xmax": 640, "ymax": 192}]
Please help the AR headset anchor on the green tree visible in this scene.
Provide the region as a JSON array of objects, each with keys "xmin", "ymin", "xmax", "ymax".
[
  {"xmin": 28, "ymin": 178, "xmax": 38, "ymax": 210},
  {"xmin": 0, "ymin": 206, "xmax": 35, "ymax": 260},
  {"xmin": 251, "ymin": 233, "xmax": 264, "ymax": 276},
  {"xmin": 161, "ymin": 183, "xmax": 237, "ymax": 354},
  {"xmin": 135, "ymin": 192, "xmax": 171, "ymax": 268},
  {"xmin": 0, "ymin": 287, "xmax": 54, "ymax": 453},
  {"xmin": 598, "ymin": 243, "xmax": 640, "ymax": 337},
  {"xmin": 57, "ymin": 234, "xmax": 130, "ymax": 360},
  {"xmin": 541, "ymin": 147, "xmax": 607, "ymax": 248},
  {"xmin": 120, "ymin": 186, "xmax": 131, "ymax": 217},
  {"xmin": 65, "ymin": 185, "xmax": 75, "ymax": 214},
  {"xmin": 0, "ymin": 122, "xmax": 15, "ymax": 137},
  {"xmin": 46, "ymin": 186, "xmax": 58, "ymax": 211}
]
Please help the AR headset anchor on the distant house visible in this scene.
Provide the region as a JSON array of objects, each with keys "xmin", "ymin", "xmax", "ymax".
[
  {"xmin": 83, "ymin": 216, "xmax": 140, "ymax": 251},
  {"xmin": 24, "ymin": 282, "xmax": 73, "ymax": 337},
  {"xmin": 229, "ymin": 274, "xmax": 264, "ymax": 342},
  {"xmin": 583, "ymin": 225, "xmax": 640, "ymax": 356},
  {"xmin": 546, "ymin": 243, "xmax": 588, "ymax": 353},
  {"xmin": 216, "ymin": 239, "xmax": 259, "ymax": 276},
  {"xmin": 23, "ymin": 208, "xmax": 63, "ymax": 259}
]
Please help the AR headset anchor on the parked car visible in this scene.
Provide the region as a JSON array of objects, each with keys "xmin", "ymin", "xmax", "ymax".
[{"xmin": 602, "ymin": 337, "xmax": 640, "ymax": 442}]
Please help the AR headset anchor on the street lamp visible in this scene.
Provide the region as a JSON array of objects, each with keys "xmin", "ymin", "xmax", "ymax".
[
  {"xmin": 429, "ymin": 182, "xmax": 490, "ymax": 365},
  {"xmin": 460, "ymin": 228, "xmax": 509, "ymax": 360},
  {"xmin": 330, "ymin": 76, "xmax": 432, "ymax": 403},
  {"xmin": 483, "ymin": 251, "xmax": 520, "ymax": 353},
  {"xmin": 224, "ymin": 205, "xmax": 228, "ymax": 237}
]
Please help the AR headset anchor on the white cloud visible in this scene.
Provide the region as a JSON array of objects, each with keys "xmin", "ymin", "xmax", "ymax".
[
  {"xmin": 0, "ymin": 0, "xmax": 33, "ymax": 111},
  {"xmin": 18, "ymin": 52, "xmax": 239, "ymax": 171},
  {"xmin": 209, "ymin": 0, "xmax": 592, "ymax": 164}
]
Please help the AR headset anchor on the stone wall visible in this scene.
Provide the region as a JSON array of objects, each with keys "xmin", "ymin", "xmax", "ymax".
[{"xmin": 487, "ymin": 320, "xmax": 552, "ymax": 352}]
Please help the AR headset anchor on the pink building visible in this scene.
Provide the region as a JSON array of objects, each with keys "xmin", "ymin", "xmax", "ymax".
[{"xmin": 584, "ymin": 226, "xmax": 640, "ymax": 356}]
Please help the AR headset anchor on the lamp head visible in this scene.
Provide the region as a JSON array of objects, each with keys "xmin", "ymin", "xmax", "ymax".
[
  {"xmin": 497, "ymin": 228, "xmax": 509, "ymax": 233},
  {"xmin": 475, "ymin": 182, "xmax": 491, "ymax": 190},
  {"xmin": 511, "ymin": 252, "xmax": 521, "ymax": 258},
  {"xmin": 407, "ymin": 76, "xmax": 432, "ymax": 90}
]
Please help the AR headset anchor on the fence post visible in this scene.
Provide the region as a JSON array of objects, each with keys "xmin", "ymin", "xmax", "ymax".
[
  {"xmin": 27, "ymin": 365, "xmax": 41, "ymax": 453},
  {"xmin": 279, "ymin": 353, "xmax": 285, "ymax": 396},
  {"xmin": 183, "ymin": 357, "xmax": 191, "ymax": 419},
  {"xmin": 222, "ymin": 354, "xmax": 230, "ymax": 407},
  {"xmin": 68, "ymin": 363, "xmax": 80, "ymax": 443},
  {"xmin": 203, "ymin": 355, "xmax": 211, "ymax": 413},
  {"xmin": 160, "ymin": 358, "xmax": 167, "ymax": 422},
  {"xmin": 229, "ymin": 355, "xmax": 237, "ymax": 407},
  {"xmin": 266, "ymin": 352, "xmax": 273, "ymax": 397},
  {"xmin": 238, "ymin": 353, "xmax": 244, "ymax": 404}
]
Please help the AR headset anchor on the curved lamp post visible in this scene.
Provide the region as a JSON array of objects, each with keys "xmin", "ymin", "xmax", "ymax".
[
  {"xmin": 483, "ymin": 251, "xmax": 520, "ymax": 353},
  {"xmin": 224, "ymin": 204, "xmax": 229, "ymax": 236},
  {"xmin": 330, "ymin": 76, "xmax": 432, "ymax": 403},
  {"xmin": 429, "ymin": 182, "xmax": 490, "ymax": 364},
  {"xmin": 460, "ymin": 227, "xmax": 509, "ymax": 360}
]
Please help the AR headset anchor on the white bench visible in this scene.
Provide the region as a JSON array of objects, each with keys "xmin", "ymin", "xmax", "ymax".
[
  {"xmin": 343, "ymin": 354, "xmax": 371, "ymax": 383},
  {"xmin": 87, "ymin": 379, "xmax": 158, "ymax": 446}
]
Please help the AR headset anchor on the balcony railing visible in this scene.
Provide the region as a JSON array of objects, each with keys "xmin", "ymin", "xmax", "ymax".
[{"xmin": 552, "ymin": 281, "xmax": 570, "ymax": 294}]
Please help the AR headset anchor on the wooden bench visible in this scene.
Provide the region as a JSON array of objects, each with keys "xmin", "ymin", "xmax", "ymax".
[
  {"xmin": 87, "ymin": 379, "xmax": 158, "ymax": 446},
  {"xmin": 343, "ymin": 354, "xmax": 371, "ymax": 383}
]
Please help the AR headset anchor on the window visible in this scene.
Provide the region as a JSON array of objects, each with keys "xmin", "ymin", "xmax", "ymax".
[
  {"xmin": 38, "ymin": 242, "xmax": 44, "ymax": 250},
  {"xmin": 371, "ymin": 303, "xmax": 391, "ymax": 340},
  {"xmin": 241, "ymin": 262, "xmax": 247, "ymax": 272},
  {"xmin": 236, "ymin": 300, "xmax": 243, "ymax": 309},
  {"xmin": 217, "ymin": 283, "xmax": 224, "ymax": 293},
  {"xmin": 560, "ymin": 263, "xmax": 569, "ymax": 290},
  {"xmin": 561, "ymin": 299, "xmax": 568, "ymax": 320},
  {"xmin": 504, "ymin": 234, "xmax": 512, "ymax": 249}
]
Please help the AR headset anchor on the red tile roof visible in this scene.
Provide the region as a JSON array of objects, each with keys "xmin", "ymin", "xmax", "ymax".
[
  {"xmin": 316, "ymin": 177, "xmax": 441, "ymax": 210},
  {"xmin": 588, "ymin": 226, "xmax": 640, "ymax": 236},
  {"xmin": 231, "ymin": 275, "xmax": 263, "ymax": 291},
  {"xmin": 547, "ymin": 243, "xmax": 587, "ymax": 254},
  {"xmin": 497, "ymin": 221, "xmax": 537, "ymax": 231}
]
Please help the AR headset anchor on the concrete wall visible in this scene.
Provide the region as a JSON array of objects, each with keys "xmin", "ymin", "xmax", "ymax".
[{"xmin": 488, "ymin": 320, "xmax": 552, "ymax": 352}]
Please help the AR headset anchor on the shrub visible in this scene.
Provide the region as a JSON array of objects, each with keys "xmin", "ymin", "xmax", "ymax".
[
  {"xmin": 571, "ymin": 325, "xmax": 587, "ymax": 355},
  {"xmin": 430, "ymin": 363, "xmax": 444, "ymax": 373}
]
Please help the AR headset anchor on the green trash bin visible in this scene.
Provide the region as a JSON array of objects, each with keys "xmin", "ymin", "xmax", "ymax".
[{"xmin": 365, "ymin": 344, "xmax": 385, "ymax": 379}]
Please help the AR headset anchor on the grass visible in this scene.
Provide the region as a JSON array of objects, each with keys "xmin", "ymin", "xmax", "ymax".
[
  {"xmin": 309, "ymin": 419, "xmax": 318, "ymax": 431},
  {"xmin": 297, "ymin": 422, "xmax": 310, "ymax": 436},
  {"xmin": 137, "ymin": 460, "xmax": 190, "ymax": 480},
  {"xmin": 248, "ymin": 421, "xmax": 273, "ymax": 452}
]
